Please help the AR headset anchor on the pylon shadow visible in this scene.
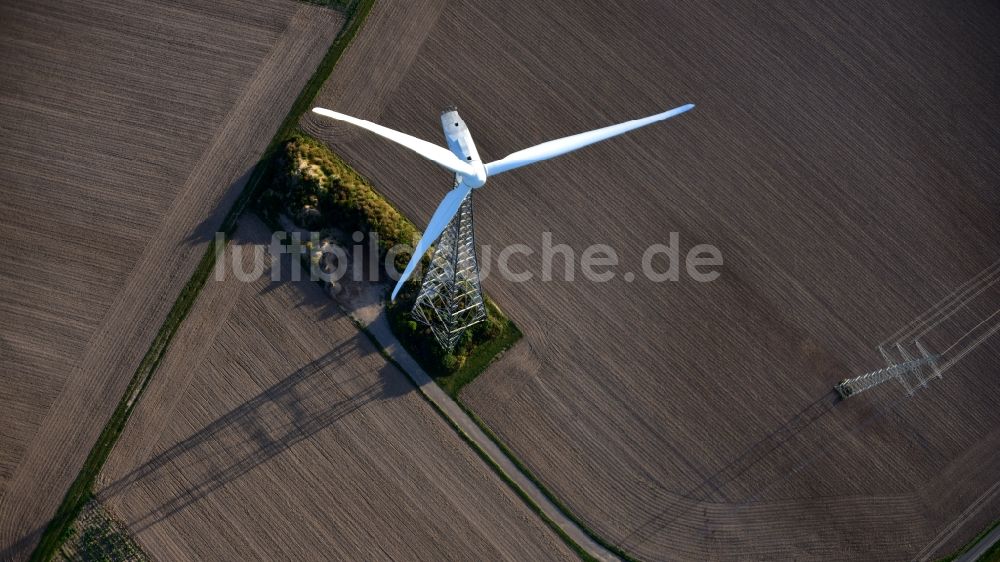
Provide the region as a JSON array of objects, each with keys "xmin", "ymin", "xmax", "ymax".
[
  {"xmin": 622, "ymin": 390, "xmax": 840, "ymax": 549},
  {"xmin": 183, "ymin": 167, "xmax": 256, "ymax": 247}
]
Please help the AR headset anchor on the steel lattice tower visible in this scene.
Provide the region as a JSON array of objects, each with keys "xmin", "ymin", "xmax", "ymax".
[{"xmin": 412, "ymin": 190, "xmax": 487, "ymax": 351}]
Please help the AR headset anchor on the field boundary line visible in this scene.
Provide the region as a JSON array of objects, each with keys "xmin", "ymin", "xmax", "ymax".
[
  {"xmin": 912, "ymin": 478, "xmax": 1000, "ymax": 561},
  {"xmin": 453, "ymin": 398, "xmax": 640, "ymax": 561},
  {"xmin": 350, "ymin": 311, "xmax": 621, "ymax": 562},
  {"xmin": 955, "ymin": 521, "xmax": 1000, "ymax": 562},
  {"xmin": 27, "ymin": 2, "xmax": 375, "ymax": 560}
]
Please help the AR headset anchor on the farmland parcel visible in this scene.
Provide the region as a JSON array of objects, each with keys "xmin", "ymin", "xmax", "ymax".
[
  {"xmin": 96, "ymin": 217, "xmax": 575, "ymax": 561},
  {"xmin": 302, "ymin": 0, "xmax": 1000, "ymax": 559},
  {"xmin": 0, "ymin": 1, "xmax": 341, "ymax": 558}
]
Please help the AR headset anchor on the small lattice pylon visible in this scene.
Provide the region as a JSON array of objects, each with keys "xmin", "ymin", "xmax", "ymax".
[{"xmin": 835, "ymin": 352, "xmax": 940, "ymax": 399}]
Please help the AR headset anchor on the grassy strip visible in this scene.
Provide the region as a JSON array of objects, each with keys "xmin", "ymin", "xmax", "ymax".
[
  {"xmin": 30, "ymin": 239, "xmax": 219, "ymax": 562},
  {"xmin": 938, "ymin": 519, "xmax": 1000, "ymax": 562},
  {"xmin": 279, "ymin": 0, "xmax": 375, "ymax": 153},
  {"xmin": 386, "ymin": 276, "xmax": 522, "ymax": 393},
  {"xmin": 258, "ymin": 210, "xmax": 594, "ymax": 559},
  {"xmin": 456, "ymin": 399, "xmax": 639, "ymax": 562},
  {"xmin": 388, "ymin": 294, "xmax": 523, "ymax": 397},
  {"xmin": 340, "ymin": 317, "xmax": 595, "ymax": 561},
  {"xmin": 983, "ymin": 538, "xmax": 1000, "ymax": 562},
  {"xmin": 420, "ymin": 381, "xmax": 598, "ymax": 562},
  {"xmin": 259, "ymin": 215, "xmax": 596, "ymax": 560},
  {"xmin": 29, "ymin": 1, "xmax": 375, "ymax": 560},
  {"xmin": 434, "ymin": 298, "xmax": 522, "ymax": 396}
]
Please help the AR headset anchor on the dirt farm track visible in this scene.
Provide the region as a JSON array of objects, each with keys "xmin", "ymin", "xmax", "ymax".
[
  {"xmin": 303, "ymin": 0, "xmax": 1000, "ymax": 559},
  {"xmin": 0, "ymin": 1, "xmax": 340, "ymax": 558},
  {"xmin": 95, "ymin": 217, "xmax": 575, "ymax": 561}
]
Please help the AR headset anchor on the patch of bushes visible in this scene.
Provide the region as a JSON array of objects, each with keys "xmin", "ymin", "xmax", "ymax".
[
  {"xmin": 937, "ymin": 518, "xmax": 1000, "ymax": 562},
  {"xmin": 60, "ymin": 502, "xmax": 148, "ymax": 562},
  {"xmin": 261, "ymin": 133, "xmax": 522, "ymax": 396},
  {"xmin": 388, "ymin": 278, "xmax": 521, "ymax": 397},
  {"xmin": 257, "ymin": 133, "xmax": 417, "ymax": 273}
]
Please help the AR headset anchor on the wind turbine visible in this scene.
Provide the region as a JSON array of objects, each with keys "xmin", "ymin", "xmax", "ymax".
[{"xmin": 312, "ymin": 103, "xmax": 694, "ymax": 348}]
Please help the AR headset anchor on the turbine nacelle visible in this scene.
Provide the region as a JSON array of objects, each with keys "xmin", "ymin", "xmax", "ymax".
[
  {"xmin": 310, "ymin": 102, "xmax": 695, "ymax": 300},
  {"xmin": 440, "ymin": 107, "xmax": 487, "ymax": 188}
]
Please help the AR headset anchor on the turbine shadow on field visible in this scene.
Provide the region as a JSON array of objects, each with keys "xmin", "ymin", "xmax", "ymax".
[
  {"xmin": 244, "ymin": 225, "xmax": 343, "ymax": 323},
  {"xmin": 622, "ymin": 391, "xmax": 840, "ymax": 549},
  {"xmin": 99, "ymin": 338, "xmax": 407, "ymax": 533},
  {"xmin": 0, "ymin": 525, "xmax": 43, "ymax": 561},
  {"xmin": 183, "ymin": 167, "xmax": 256, "ymax": 247}
]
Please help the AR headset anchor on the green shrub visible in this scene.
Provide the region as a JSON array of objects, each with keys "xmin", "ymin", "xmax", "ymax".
[
  {"xmin": 262, "ymin": 133, "xmax": 522, "ymax": 398},
  {"xmin": 263, "ymin": 134, "xmax": 417, "ymax": 275},
  {"xmin": 386, "ymin": 280, "xmax": 521, "ymax": 397}
]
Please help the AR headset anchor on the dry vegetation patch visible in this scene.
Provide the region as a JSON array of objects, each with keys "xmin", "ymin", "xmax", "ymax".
[
  {"xmin": 58, "ymin": 502, "xmax": 146, "ymax": 562},
  {"xmin": 259, "ymin": 134, "xmax": 523, "ymax": 396}
]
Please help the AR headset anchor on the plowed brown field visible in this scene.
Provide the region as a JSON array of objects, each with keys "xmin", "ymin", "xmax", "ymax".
[
  {"xmin": 0, "ymin": 1, "xmax": 341, "ymax": 558},
  {"xmin": 302, "ymin": 1, "xmax": 1000, "ymax": 559},
  {"xmin": 95, "ymin": 217, "xmax": 574, "ymax": 561}
]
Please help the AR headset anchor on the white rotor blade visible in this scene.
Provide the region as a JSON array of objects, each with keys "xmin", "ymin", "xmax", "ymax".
[
  {"xmin": 485, "ymin": 103, "xmax": 694, "ymax": 176},
  {"xmin": 391, "ymin": 181, "xmax": 474, "ymax": 301},
  {"xmin": 312, "ymin": 107, "xmax": 475, "ymax": 176}
]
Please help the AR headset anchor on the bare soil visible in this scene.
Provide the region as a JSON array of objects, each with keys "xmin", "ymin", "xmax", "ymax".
[
  {"xmin": 302, "ymin": 0, "xmax": 1000, "ymax": 559},
  {"xmin": 0, "ymin": 1, "xmax": 341, "ymax": 558},
  {"xmin": 95, "ymin": 217, "xmax": 575, "ymax": 561}
]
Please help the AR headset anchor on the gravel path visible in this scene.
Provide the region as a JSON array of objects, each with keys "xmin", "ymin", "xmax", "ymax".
[{"xmin": 354, "ymin": 305, "xmax": 619, "ymax": 561}]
